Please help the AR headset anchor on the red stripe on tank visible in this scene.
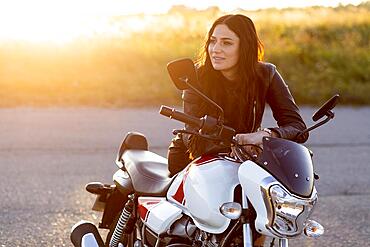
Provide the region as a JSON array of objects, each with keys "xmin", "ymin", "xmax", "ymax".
[
  {"xmin": 194, "ymin": 154, "xmax": 223, "ymax": 166},
  {"xmin": 172, "ymin": 183, "xmax": 185, "ymax": 204},
  {"xmin": 172, "ymin": 164, "xmax": 192, "ymax": 205},
  {"xmin": 172, "ymin": 155, "xmax": 223, "ymax": 205},
  {"xmin": 138, "ymin": 203, "xmax": 149, "ymax": 221},
  {"xmin": 138, "ymin": 200, "xmax": 161, "ymax": 221}
]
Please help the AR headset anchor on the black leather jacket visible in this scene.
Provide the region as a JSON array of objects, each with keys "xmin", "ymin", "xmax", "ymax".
[
  {"xmin": 167, "ymin": 62, "xmax": 308, "ymax": 175},
  {"xmin": 183, "ymin": 63, "xmax": 308, "ymax": 141}
]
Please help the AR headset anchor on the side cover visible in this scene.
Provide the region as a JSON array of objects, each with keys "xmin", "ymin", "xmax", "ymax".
[{"xmin": 138, "ymin": 197, "xmax": 183, "ymax": 235}]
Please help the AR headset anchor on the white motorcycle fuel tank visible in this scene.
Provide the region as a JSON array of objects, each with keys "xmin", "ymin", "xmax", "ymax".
[{"xmin": 167, "ymin": 154, "xmax": 240, "ymax": 234}]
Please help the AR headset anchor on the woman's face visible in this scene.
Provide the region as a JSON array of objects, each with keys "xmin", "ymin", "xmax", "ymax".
[{"xmin": 208, "ymin": 24, "xmax": 240, "ymax": 80}]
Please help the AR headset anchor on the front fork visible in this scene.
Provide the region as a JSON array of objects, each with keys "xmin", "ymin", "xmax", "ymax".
[
  {"xmin": 242, "ymin": 188, "xmax": 253, "ymax": 247},
  {"xmin": 241, "ymin": 189, "xmax": 288, "ymax": 247},
  {"xmin": 279, "ymin": 239, "xmax": 288, "ymax": 247}
]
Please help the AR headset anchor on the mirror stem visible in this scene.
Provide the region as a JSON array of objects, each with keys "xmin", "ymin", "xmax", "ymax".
[
  {"xmin": 183, "ymin": 79, "xmax": 225, "ymax": 124},
  {"xmin": 297, "ymin": 110, "xmax": 335, "ymax": 140}
]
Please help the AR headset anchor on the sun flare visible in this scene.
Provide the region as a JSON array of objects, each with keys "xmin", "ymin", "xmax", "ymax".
[
  {"xmin": 0, "ymin": 0, "xmax": 150, "ymax": 44},
  {"xmin": 0, "ymin": 1, "xmax": 104, "ymax": 43}
]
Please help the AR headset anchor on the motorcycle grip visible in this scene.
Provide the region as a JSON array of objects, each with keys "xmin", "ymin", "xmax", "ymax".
[{"xmin": 160, "ymin": 105, "xmax": 202, "ymax": 128}]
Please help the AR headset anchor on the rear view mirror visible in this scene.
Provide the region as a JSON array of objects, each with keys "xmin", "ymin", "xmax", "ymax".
[
  {"xmin": 167, "ymin": 58, "xmax": 198, "ymax": 90},
  {"xmin": 296, "ymin": 94, "xmax": 340, "ymax": 140},
  {"xmin": 312, "ymin": 94, "xmax": 340, "ymax": 121},
  {"xmin": 167, "ymin": 57, "xmax": 225, "ymax": 123}
]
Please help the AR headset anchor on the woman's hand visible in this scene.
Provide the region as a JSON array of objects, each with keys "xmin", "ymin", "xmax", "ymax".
[
  {"xmin": 230, "ymin": 130, "xmax": 274, "ymax": 159},
  {"xmin": 235, "ymin": 130, "xmax": 276, "ymax": 146}
]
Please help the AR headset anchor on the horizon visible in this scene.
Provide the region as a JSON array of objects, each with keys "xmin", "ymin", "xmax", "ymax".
[{"xmin": 0, "ymin": 0, "xmax": 366, "ymax": 43}]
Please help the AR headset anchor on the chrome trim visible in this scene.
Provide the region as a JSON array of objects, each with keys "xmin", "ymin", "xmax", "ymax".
[
  {"xmin": 260, "ymin": 176, "xmax": 276, "ymax": 188},
  {"xmin": 251, "ymin": 100, "xmax": 257, "ymax": 131},
  {"xmin": 279, "ymin": 238, "xmax": 289, "ymax": 247},
  {"xmin": 259, "ymin": 176, "xmax": 277, "ymax": 226}
]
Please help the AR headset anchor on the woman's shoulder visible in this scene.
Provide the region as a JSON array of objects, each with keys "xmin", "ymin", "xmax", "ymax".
[
  {"xmin": 257, "ymin": 61, "xmax": 277, "ymax": 83},
  {"xmin": 257, "ymin": 61, "xmax": 277, "ymax": 75}
]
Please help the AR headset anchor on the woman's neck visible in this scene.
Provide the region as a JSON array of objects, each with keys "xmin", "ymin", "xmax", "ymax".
[{"xmin": 221, "ymin": 67, "xmax": 238, "ymax": 81}]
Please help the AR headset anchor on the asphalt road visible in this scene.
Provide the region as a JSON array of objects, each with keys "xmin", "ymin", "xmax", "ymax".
[{"xmin": 0, "ymin": 106, "xmax": 369, "ymax": 246}]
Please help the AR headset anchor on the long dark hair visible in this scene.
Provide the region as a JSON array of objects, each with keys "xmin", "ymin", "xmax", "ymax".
[{"xmin": 196, "ymin": 14, "xmax": 264, "ymax": 132}]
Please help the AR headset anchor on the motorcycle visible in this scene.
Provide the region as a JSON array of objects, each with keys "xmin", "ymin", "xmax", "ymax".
[{"xmin": 70, "ymin": 58, "xmax": 339, "ymax": 247}]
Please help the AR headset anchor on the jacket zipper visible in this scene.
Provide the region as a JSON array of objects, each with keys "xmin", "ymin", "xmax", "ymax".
[{"xmin": 251, "ymin": 100, "xmax": 256, "ymax": 132}]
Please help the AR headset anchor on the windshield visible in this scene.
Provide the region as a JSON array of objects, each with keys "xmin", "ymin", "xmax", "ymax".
[{"xmin": 257, "ymin": 137, "xmax": 314, "ymax": 198}]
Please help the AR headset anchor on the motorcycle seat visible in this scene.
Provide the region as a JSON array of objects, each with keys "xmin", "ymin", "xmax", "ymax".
[{"xmin": 122, "ymin": 150, "xmax": 174, "ymax": 196}]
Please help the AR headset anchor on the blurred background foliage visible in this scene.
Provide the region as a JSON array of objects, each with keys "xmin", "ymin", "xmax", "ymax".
[{"xmin": 0, "ymin": 2, "xmax": 369, "ymax": 107}]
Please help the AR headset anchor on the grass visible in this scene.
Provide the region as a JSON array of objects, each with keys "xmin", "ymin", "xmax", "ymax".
[{"xmin": 0, "ymin": 3, "xmax": 369, "ymax": 107}]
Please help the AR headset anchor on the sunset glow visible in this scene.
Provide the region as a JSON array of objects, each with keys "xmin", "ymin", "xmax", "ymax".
[
  {"xmin": 0, "ymin": 0, "xmax": 365, "ymax": 43},
  {"xmin": 0, "ymin": 1, "xmax": 111, "ymax": 43},
  {"xmin": 0, "ymin": 0, "xmax": 367, "ymax": 107}
]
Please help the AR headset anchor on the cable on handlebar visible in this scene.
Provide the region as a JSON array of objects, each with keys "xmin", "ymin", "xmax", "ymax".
[{"xmin": 232, "ymin": 143, "xmax": 262, "ymax": 162}]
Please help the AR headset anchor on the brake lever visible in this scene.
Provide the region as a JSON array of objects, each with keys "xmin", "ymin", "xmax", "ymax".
[
  {"xmin": 173, "ymin": 129, "xmax": 227, "ymax": 144},
  {"xmin": 232, "ymin": 142, "xmax": 261, "ymax": 162},
  {"xmin": 172, "ymin": 129, "xmax": 198, "ymax": 136}
]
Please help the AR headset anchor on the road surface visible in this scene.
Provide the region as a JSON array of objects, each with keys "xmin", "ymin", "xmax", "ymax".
[{"xmin": 0, "ymin": 106, "xmax": 369, "ymax": 246}]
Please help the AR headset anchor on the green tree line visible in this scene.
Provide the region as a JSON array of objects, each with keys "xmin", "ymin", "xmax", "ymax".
[{"xmin": 0, "ymin": 3, "xmax": 368, "ymax": 107}]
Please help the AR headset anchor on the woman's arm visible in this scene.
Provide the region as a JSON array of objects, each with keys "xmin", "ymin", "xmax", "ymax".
[
  {"xmin": 266, "ymin": 70, "xmax": 308, "ymax": 143},
  {"xmin": 167, "ymin": 89, "xmax": 201, "ymax": 175},
  {"xmin": 234, "ymin": 65, "xmax": 308, "ymax": 148}
]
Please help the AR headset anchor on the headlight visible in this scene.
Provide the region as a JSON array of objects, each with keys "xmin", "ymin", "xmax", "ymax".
[{"xmin": 269, "ymin": 185, "xmax": 317, "ymax": 238}]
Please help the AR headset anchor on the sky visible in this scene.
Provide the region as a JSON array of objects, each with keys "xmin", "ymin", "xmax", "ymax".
[
  {"xmin": 0, "ymin": 0, "xmax": 365, "ymax": 16},
  {"xmin": 0, "ymin": 0, "xmax": 365, "ymax": 43},
  {"xmin": 141, "ymin": 0, "xmax": 366, "ymax": 13}
]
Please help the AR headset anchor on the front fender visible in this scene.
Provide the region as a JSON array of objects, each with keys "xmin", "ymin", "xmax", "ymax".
[
  {"xmin": 238, "ymin": 160, "xmax": 277, "ymax": 237},
  {"xmin": 71, "ymin": 221, "xmax": 104, "ymax": 247}
]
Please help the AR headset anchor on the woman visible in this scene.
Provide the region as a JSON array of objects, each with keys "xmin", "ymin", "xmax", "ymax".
[{"xmin": 167, "ymin": 14, "xmax": 308, "ymax": 176}]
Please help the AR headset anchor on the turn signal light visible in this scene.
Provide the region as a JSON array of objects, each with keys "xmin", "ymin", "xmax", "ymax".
[
  {"xmin": 304, "ymin": 219, "xmax": 324, "ymax": 238},
  {"xmin": 220, "ymin": 202, "xmax": 242, "ymax": 220}
]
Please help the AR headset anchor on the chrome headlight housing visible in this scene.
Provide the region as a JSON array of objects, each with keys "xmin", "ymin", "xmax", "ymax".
[{"xmin": 266, "ymin": 184, "xmax": 317, "ymax": 238}]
